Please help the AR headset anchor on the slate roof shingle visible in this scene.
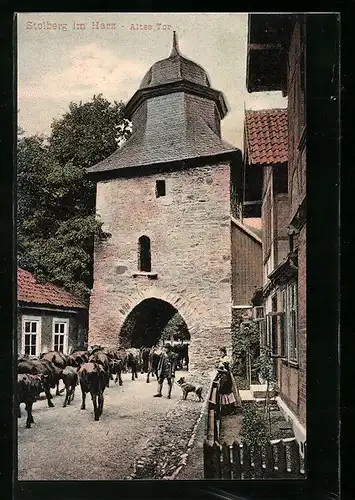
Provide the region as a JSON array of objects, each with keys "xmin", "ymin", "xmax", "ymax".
[
  {"xmin": 140, "ymin": 31, "xmax": 211, "ymax": 90},
  {"xmin": 17, "ymin": 268, "xmax": 86, "ymax": 310},
  {"xmin": 245, "ymin": 109, "xmax": 288, "ymax": 165}
]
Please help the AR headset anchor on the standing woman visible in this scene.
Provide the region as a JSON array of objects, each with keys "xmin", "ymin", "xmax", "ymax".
[{"xmin": 216, "ymin": 347, "xmax": 242, "ymax": 415}]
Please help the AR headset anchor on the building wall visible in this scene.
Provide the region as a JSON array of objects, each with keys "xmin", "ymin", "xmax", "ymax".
[
  {"xmin": 231, "ymin": 222, "xmax": 262, "ymax": 306},
  {"xmin": 297, "ymin": 224, "xmax": 307, "ymax": 426},
  {"xmin": 287, "ymin": 18, "xmax": 306, "ymax": 428},
  {"xmin": 287, "ymin": 19, "xmax": 306, "ymax": 220},
  {"xmin": 89, "ymin": 162, "xmax": 232, "ymax": 371},
  {"xmin": 17, "ymin": 307, "xmax": 87, "ymax": 355},
  {"xmin": 274, "ymin": 194, "xmax": 289, "ymax": 266}
]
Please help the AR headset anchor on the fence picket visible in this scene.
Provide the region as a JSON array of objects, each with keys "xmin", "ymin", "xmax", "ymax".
[
  {"xmin": 231, "ymin": 441, "xmax": 242, "ymax": 480},
  {"xmin": 275, "ymin": 440, "xmax": 287, "ymax": 478},
  {"xmin": 221, "ymin": 442, "xmax": 232, "ymax": 479},
  {"xmin": 241, "ymin": 443, "xmax": 252, "ymax": 479},
  {"xmin": 252, "ymin": 445, "xmax": 263, "ymax": 479},
  {"xmin": 288, "ymin": 440, "xmax": 301, "ymax": 477},
  {"xmin": 203, "ymin": 439, "xmax": 213, "ymax": 479},
  {"xmin": 211, "ymin": 442, "xmax": 222, "ymax": 478},
  {"xmin": 264, "ymin": 442, "xmax": 276, "ymax": 478},
  {"xmin": 207, "ymin": 409, "xmax": 215, "ymax": 442},
  {"xmin": 300, "ymin": 442, "xmax": 307, "ymax": 477}
]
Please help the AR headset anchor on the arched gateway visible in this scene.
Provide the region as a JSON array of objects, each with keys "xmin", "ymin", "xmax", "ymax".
[
  {"xmin": 120, "ymin": 297, "xmax": 190, "ymax": 348},
  {"xmin": 86, "ymin": 33, "xmax": 242, "ymax": 371}
]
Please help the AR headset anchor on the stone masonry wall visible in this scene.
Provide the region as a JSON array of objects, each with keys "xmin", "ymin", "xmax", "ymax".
[{"xmin": 89, "ymin": 162, "xmax": 232, "ymax": 371}]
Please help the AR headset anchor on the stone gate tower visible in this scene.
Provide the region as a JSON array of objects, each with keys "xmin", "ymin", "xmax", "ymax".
[{"xmin": 86, "ymin": 33, "xmax": 242, "ymax": 371}]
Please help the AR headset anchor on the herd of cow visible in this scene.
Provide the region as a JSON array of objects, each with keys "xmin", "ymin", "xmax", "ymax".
[{"xmin": 17, "ymin": 343, "xmax": 189, "ymax": 428}]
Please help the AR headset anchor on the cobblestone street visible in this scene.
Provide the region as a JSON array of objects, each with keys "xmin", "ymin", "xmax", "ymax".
[{"xmin": 17, "ymin": 370, "xmax": 210, "ymax": 481}]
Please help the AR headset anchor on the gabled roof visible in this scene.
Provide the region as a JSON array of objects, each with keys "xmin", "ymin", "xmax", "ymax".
[
  {"xmin": 17, "ymin": 268, "xmax": 86, "ymax": 310},
  {"xmin": 230, "ymin": 216, "xmax": 262, "ymax": 244},
  {"xmin": 245, "ymin": 109, "xmax": 288, "ymax": 165}
]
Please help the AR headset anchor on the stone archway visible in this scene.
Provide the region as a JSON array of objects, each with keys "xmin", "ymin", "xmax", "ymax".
[
  {"xmin": 117, "ymin": 287, "xmax": 199, "ymax": 339},
  {"xmin": 119, "ymin": 297, "xmax": 190, "ymax": 348}
]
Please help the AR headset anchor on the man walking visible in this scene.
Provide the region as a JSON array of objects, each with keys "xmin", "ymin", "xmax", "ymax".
[{"xmin": 153, "ymin": 342, "xmax": 177, "ymax": 399}]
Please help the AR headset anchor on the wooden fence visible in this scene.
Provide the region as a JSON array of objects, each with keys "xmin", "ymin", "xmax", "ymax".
[
  {"xmin": 206, "ymin": 378, "xmax": 221, "ymax": 443},
  {"xmin": 204, "ymin": 375, "xmax": 306, "ymax": 479},
  {"xmin": 204, "ymin": 438, "xmax": 307, "ymax": 479}
]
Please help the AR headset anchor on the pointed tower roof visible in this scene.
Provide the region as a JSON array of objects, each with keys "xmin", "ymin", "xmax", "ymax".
[
  {"xmin": 86, "ymin": 34, "xmax": 240, "ymax": 178},
  {"xmin": 139, "ymin": 31, "xmax": 211, "ymax": 89}
]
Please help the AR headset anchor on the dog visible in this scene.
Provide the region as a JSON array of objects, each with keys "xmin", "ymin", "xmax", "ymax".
[{"xmin": 176, "ymin": 377, "xmax": 203, "ymax": 401}]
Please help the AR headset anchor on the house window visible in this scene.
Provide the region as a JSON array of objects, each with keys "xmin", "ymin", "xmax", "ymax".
[
  {"xmin": 138, "ymin": 235, "xmax": 151, "ymax": 272},
  {"xmin": 288, "ymin": 282, "xmax": 298, "ymax": 361},
  {"xmin": 280, "ymin": 283, "xmax": 298, "ymax": 362},
  {"xmin": 156, "ymin": 180, "xmax": 166, "ymax": 198},
  {"xmin": 52, "ymin": 319, "xmax": 69, "ymax": 353},
  {"xmin": 253, "ymin": 306, "xmax": 264, "ymax": 320},
  {"xmin": 280, "ymin": 289, "xmax": 288, "ymax": 357},
  {"xmin": 22, "ymin": 316, "xmax": 41, "ymax": 356}
]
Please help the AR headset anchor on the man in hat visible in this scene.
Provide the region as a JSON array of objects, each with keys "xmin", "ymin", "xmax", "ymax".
[{"xmin": 153, "ymin": 342, "xmax": 177, "ymax": 399}]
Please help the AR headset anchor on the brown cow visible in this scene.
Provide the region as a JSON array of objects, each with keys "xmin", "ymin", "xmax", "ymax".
[
  {"xmin": 17, "ymin": 373, "xmax": 45, "ymax": 428},
  {"xmin": 126, "ymin": 348, "xmax": 140, "ymax": 381},
  {"xmin": 88, "ymin": 351, "xmax": 111, "ymax": 387},
  {"xmin": 140, "ymin": 347, "xmax": 151, "ymax": 374},
  {"xmin": 70, "ymin": 350, "xmax": 89, "ymax": 366},
  {"xmin": 78, "ymin": 362, "xmax": 108, "ymax": 421},
  {"xmin": 146, "ymin": 347, "xmax": 163, "ymax": 383},
  {"xmin": 18, "ymin": 358, "xmax": 63, "ymax": 407},
  {"xmin": 62, "ymin": 366, "xmax": 79, "ymax": 407},
  {"xmin": 40, "ymin": 351, "xmax": 76, "ymax": 395}
]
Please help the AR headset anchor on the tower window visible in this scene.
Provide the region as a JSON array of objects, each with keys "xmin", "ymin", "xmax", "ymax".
[
  {"xmin": 156, "ymin": 180, "xmax": 166, "ymax": 198},
  {"xmin": 138, "ymin": 235, "xmax": 151, "ymax": 272}
]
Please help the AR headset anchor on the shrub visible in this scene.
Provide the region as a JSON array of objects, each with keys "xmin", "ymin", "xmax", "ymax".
[{"xmin": 240, "ymin": 402, "xmax": 270, "ymax": 448}]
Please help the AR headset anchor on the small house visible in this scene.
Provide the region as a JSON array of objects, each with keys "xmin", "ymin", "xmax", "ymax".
[{"xmin": 17, "ymin": 268, "xmax": 88, "ymax": 356}]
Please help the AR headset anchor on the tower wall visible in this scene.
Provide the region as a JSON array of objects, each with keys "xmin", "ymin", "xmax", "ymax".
[{"xmin": 89, "ymin": 162, "xmax": 232, "ymax": 371}]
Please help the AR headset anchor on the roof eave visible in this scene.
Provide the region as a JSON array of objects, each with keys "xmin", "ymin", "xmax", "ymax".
[
  {"xmin": 230, "ymin": 215, "xmax": 262, "ymax": 245},
  {"xmin": 124, "ymin": 80, "xmax": 228, "ymax": 120},
  {"xmin": 86, "ymin": 149, "xmax": 240, "ymax": 181},
  {"xmin": 18, "ymin": 300, "xmax": 87, "ymax": 311}
]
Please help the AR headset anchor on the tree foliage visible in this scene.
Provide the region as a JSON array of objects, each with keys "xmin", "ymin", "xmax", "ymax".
[
  {"xmin": 17, "ymin": 95, "xmax": 131, "ymax": 302},
  {"xmin": 231, "ymin": 316, "xmax": 260, "ymax": 382}
]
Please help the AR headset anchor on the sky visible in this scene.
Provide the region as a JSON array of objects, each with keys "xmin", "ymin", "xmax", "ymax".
[{"xmin": 17, "ymin": 12, "xmax": 287, "ymax": 150}]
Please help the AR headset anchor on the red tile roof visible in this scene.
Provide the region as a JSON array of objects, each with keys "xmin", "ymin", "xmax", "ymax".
[
  {"xmin": 245, "ymin": 109, "xmax": 288, "ymax": 165},
  {"xmin": 17, "ymin": 268, "xmax": 86, "ymax": 309}
]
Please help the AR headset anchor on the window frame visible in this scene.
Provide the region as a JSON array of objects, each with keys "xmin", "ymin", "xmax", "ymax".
[
  {"xmin": 280, "ymin": 282, "xmax": 299, "ymax": 364},
  {"xmin": 287, "ymin": 282, "xmax": 298, "ymax": 363},
  {"xmin": 138, "ymin": 235, "xmax": 152, "ymax": 272},
  {"xmin": 155, "ymin": 179, "xmax": 166, "ymax": 198},
  {"xmin": 22, "ymin": 315, "xmax": 41, "ymax": 357},
  {"xmin": 52, "ymin": 317, "xmax": 69, "ymax": 354}
]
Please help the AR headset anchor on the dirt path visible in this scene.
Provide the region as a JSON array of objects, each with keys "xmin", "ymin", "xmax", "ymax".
[{"xmin": 17, "ymin": 370, "xmax": 209, "ymax": 481}]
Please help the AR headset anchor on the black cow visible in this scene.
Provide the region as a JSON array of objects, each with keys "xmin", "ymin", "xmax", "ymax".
[
  {"xmin": 126, "ymin": 348, "xmax": 140, "ymax": 381},
  {"xmin": 110, "ymin": 359, "xmax": 123, "ymax": 386},
  {"xmin": 62, "ymin": 366, "xmax": 79, "ymax": 407},
  {"xmin": 18, "ymin": 358, "xmax": 63, "ymax": 407},
  {"xmin": 40, "ymin": 351, "xmax": 78, "ymax": 395},
  {"xmin": 88, "ymin": 351, "xmax": 111, "ymax": 387},
  {"xmin": 78, "ymin": 362, "xmax": 108, "ymax": 421},
  {"xmin": 146, "ymin": 347, "xmax": 163, "ymax": 383},
  {"xmin": 140, "ymin": 347, "xmax": 151, "ymax": 374},
  {"xmin": 172, "ymin": 343, "xmax": 189, "ymax": 371},
  {"xmin": 17, "ymin": 374, "xmax": 45, "ymax": 428},
  {"xmin": 70, "ymin": 350, "xmax": 89, "ymax": 366},
  {"xmin": 116, "ymin": 348, "xmax": 128, "ymax": 373}
]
